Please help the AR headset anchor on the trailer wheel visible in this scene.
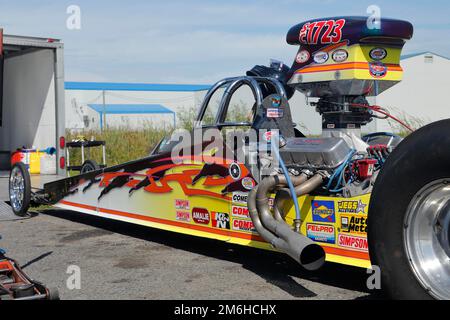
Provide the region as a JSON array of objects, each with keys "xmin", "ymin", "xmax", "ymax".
[
  {"xmin": 9, "ymin": 162, "xmax": 31, "ymax": 217},
  {"xmin": 80, "ymin": 160, "xmax": 100, "ymax": 174},
  {"xmin": 369, "ymin": 119, "xmax": 450, "ymax": 300}
]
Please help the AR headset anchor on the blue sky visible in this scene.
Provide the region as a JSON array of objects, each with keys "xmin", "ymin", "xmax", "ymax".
[{"xmin": 1, "ymin": 0, "xmax": 449, "ymax": 83}]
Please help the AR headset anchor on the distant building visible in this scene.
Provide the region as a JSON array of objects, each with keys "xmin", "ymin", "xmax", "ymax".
[{"xmin": 65, "ymin": 52, "xmax": 450, "ymax": 134}]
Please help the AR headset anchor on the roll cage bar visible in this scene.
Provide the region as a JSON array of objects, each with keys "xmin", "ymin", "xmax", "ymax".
[{"xmin": 195, "ymin": 76, "xmax": 287, "ymax": 129}]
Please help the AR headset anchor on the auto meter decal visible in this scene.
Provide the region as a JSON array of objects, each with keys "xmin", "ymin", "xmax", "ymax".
[
  {"xmin": 340, "ymin": 215, "xmax": 368, "ymax": 235},
  {"xmin": 312, "ymin": 200, "xmax": 336, "ymax": 223},
  {"xmin": 299, "ymin": 19, "xmax": 346, "ymax": 45},
  {"xmin": 296, "ymin": 50, "xmax": 310, "ymax": 63},
  {"xmin": 232, "ymin": 205, "xmax": 250, "ymax": 219},
  {"xmin": 313, "ymin": 51, "xmax": 329, "ymax": 64},
  {"xmin": 229, "ymin": 162, "xmax": 241, "ymax": 180},
  {"xmin": 192, "ymin": 207, "xmax": 210, "ymax": 225},
  {"xmin": 370, "ymin": 48, "xmax": 387, "ymax": 61},
  {"xmin": 369, "ymin": 62, "xmax": 387, "ymax": 78},
  {"xmin": 338, "ymin": 234, "xmax": 368, "ymax": 252},
  {"xmin": 212, "ymin": 212, "xmax": 230, "ymax": 229},
  {"xmin": 306, "ymin": 223, "xmax": 335, "ymax": 244},
  {"xmin": 332, "ymin": 49, "xmax": 348, "ymax": 63},
  {"xmin": 232, "ymin": 219, "xmax": 256, "ymax": 233}
]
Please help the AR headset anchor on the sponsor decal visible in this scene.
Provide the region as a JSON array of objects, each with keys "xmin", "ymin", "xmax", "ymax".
[
  {"xmin": 299, "ymin": 19, "xmax": 346, "ymax": 45},
  {"xmin": 175, "ymin": 199, "xmax": 190, "ymax": 211},
  {"xmin": 312, "ymin": 200, "xmax": 336, "ymax": 223},
  {"xmin": 232, "ymin": 192, "xmax": 248, "ymax": 205},
  {"xmin": 332, "ymin": 49, "xmax": 348, "ymax": 63},
  {"xmin": 232, "ymin": 205, "xmax": 250, "ymax": 219},
  {"xmin": 266, "ymin": 108, "xmax": 284, "ymax": 118},
  {"xmin": 232, "ymin": 219, "xmax": 256, "ymax": 232},
  {"xmin": 242, "ymin": 177, "xmax": 256, "ymax": 190},
  {"xmin": 337, "ymin": 200, "xmax": 367, "ymax": 214},
  {"xmin": 296, "ymin": 50, "xmax": 310, "ymax": 63},
  {"xmin": 338, "ymin": 234, "xmax": 368, "ymax": 252},
  {"xmin": 268, "ymin": 197, "xmax": 274, "ymax": 209},
  {"xmin": 271, "ymin": 95, "xmax": 282, "ymax": 108},
  {"xmin": 369, "ymin": 48, "xmax": 387, "ymax": 61},
  {"xmin": 192, "ymin": 207, "xmax": 210, "ymax": 225},
  {"xmin": 306, "ymin": 223, "xmax": 335, "ymax": 244},
  {"xmin": 212, "ymin": 212, "xmax": 230, "ymax": 230},
  {"xmin": 340, "ymin": 215, "xmax": 368, "ymax": 234},
  {"xmin": 369, "ymin": 62, "xmax": 387, "ymax": 78},
  {"xmin": 175, "ymin": 210, "xmax": 190, "ymax": 222},
  {"xmin": 313, "ymin": 51, "xmax": 329, "ymax": 64},
  {"xmin": 229, "ymin": 162, "xmax": 241, "ymax": 180}
]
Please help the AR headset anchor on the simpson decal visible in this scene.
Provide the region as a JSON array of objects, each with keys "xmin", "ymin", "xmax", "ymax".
[
  {"xmin": 175, "ymin": 211, "xmax": 190, "ymax": 222},
  {"xmin": 337, "ymin": 200, "xmax": 367, "ymax": 214},
  {"xmin": 175, "ymin": 199, "xmax": 190, "ymax": 210},
  {"xmin": 232, "ymin": 219, "xmax": 256, "ymax": 232},
  {"xmin": 192, "ymin": 207, "xmax": 210, "ymax": 225},
  {"xmin": 306, "ymin": 223, "xmax": 335, "ymax": 244},
  {"xmin": 312, "ymin": 200, "xmax": 336, "ymax": 223},
  {"xmin": 232, "ymin": 205, "xmax": 250, "ymax": 219},
  {"xmin": 212, "ymin": 212, "xmax": 230, "ymax": 230},
  {"xmin": 338, "ymin": 234, "xmax": 368, "ymax": 252}
]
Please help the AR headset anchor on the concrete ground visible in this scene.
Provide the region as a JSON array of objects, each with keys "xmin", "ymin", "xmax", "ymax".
[{"xmin": 0, "ymin": 176, "xmax": 377, "ymax": 300}]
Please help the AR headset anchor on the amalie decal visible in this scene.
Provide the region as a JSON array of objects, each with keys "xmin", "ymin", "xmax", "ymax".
[{"xmin": 192, "ymin": 207, "xmax": 210, "ymax": 225}]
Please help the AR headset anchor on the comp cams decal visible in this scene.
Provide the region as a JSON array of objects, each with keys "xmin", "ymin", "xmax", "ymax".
[
  {"xmin": 312, "ymin": 200, "xmax": 336, "ymax": 223},
  {"xmin": 232, "ymin": 205, "xmax": 249, "ymax": 219},
  {"xmin": 232, "ymin": 192, "xmax": 248, "ymax": 205},
  {"xmin": 232, "ymin": 219, "xmax": 256, "ymax": 233},
  {"xmin": 306, "ymin": 223, "xmax": 335, "ymax": 244}
]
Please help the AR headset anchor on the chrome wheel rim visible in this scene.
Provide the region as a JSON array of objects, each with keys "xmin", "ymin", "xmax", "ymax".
[
  {"xmin": 404, "ymin": 179, "xmax": 450, "ymax": 300},
  {"xmin": 9, "ymin": 166, "xmax": 25, "ymax": 212}
]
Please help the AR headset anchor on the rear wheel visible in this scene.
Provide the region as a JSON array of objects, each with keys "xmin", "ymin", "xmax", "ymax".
[
  {"xmin": 369, "ymin": 119, "xmax": 450, "ymax": 300},
  {"xmin": 9, "ymin": 162, "xmax": 31, "ymax": 217}
]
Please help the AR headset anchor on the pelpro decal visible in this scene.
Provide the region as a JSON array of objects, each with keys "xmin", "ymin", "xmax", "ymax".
[
  {"xmin": 306, "ymin": 223, "xmax": 335, "ymax": 244},
  {"xmin": 232, "ymin": 219, "xmax": 256, "ymax": 233},
  {"xmin": 312, "ymin": 200, "xmax": 336, "ymax": 223},
  {"xmin": 232, "ymin": 205, "xmax": 250, "ymax": 219},
  {"xmin": 192, "ymin": 207, "xmax": 210, "ymax": 225},
  {"xmin": 212, "ymin": 212, "xmax": 230, "ymax": 230},
  {"xmin": 338, "ymin": 234, "xmax": 368, "ymax": 252}
]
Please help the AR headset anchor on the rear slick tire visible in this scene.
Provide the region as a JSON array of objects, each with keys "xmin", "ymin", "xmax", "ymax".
[{"xmin": 369, "ymin": 119, "xmax": 450, "ymax": 300}]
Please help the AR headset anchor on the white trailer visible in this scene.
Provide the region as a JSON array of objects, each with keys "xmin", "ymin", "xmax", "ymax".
[{"xmin": 0, "ymin": 32, "xmax": 66, "ymax": 179}]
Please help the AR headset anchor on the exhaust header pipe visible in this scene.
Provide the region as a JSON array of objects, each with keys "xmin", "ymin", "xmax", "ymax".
[{"xmin": 248, "ymin": 174, "xmax": 326, "ymax": 271}]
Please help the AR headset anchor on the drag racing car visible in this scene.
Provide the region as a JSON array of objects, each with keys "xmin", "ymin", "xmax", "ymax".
[{"xmin": 8, "ymin": 16, "xmax": 449, "ymax": 299}]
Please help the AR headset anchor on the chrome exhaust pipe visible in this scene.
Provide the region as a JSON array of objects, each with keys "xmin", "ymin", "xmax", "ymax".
[{"xmin": 248, "ymin": 174, "xmax": 326, "ymax": 271}]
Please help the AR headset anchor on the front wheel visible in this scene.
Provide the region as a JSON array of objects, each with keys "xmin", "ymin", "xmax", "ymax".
[
  {"xmin": 9, "ymin": 162, "xmax": 31, "ymax": 217},
  {"xmin": 369, "ymin": 119, "xmax": 450, "ymax": 300}
]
